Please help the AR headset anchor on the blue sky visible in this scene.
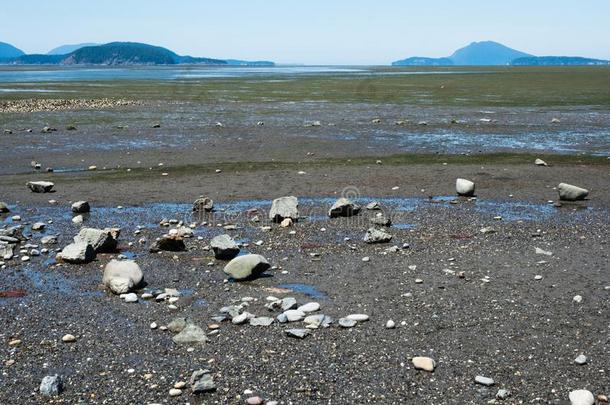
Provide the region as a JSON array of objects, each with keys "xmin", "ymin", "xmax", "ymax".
[{"xmin": 1, "ymin": 0, "xmax": 609, "ymax": 64}]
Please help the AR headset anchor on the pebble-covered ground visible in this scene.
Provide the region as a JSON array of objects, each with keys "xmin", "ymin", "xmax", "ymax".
[
  {"xmin": 1, "ymin": 164, "xmax": 608, "ymax": 404},
  {"xmin": 1, "ymin": 67, "xmax": 609, "ymax": 404}
]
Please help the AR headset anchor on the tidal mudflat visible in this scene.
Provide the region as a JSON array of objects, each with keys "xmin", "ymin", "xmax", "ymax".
[{"xmin": 1, "ymin": 66, "xmax": 609, "ymax": 404}]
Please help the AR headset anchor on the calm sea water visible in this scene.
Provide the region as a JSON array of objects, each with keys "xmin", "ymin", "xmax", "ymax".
[
  {"xmin": 0, "ymin": 66, "xmax": 490, "ymax": 83},
  {"xmin": 0, "ymin": 66, "xmax": 367, "ymax": 83}
]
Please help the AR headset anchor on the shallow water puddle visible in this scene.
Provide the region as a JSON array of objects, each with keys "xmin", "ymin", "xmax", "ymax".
[{"xmin": 279, "ymin": 283, "xmax": 328, "ymax": 300}]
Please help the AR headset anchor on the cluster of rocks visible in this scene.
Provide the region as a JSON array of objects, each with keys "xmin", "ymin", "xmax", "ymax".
[
  {"xmin": 0, "ymin": 98, "xmax": 140, "ymax": 113},
  {"xmin": 206, "ymin": 295, "xmax": 370, "ymax": 339},
  {"xmin": 57, "ymin": 227, "xmax": 119, "ymax": 264}
]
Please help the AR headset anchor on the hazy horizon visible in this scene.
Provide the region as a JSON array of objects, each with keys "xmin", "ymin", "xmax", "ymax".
[{"xmin": 2, "ymin": 0, "xmax": 610, "ymax": 64}]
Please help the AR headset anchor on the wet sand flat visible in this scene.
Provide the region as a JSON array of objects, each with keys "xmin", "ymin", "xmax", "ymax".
[{"xmin": 0, "ymin": 66, "xmax": 609, "ymax": 404}]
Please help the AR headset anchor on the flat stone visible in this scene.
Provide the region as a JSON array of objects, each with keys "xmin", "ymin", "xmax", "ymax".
[
  {"xmin": 283, "ymin": 309, "xmax": 306, "ymax": 322},
  {"xmin": 281, "ymin": 297, "xmax": 297, "ymax": 311},
  {"xmin": 41, "ymin": 235, "xmax": 58, "ymax": 245},
  {"xmin": 285, "ymin": 328, "xmax": 310, "ymax": 339},
  {"xmin": 232, "ymin": 311, "xmax": 255, "ymax": 325},
  {"xmin": 172, "ymin": 324, "xmax": 208, "ymax": 345},
  {"xmin": 27, "ymin": 181, "xmax": 54, "ymax": 193},
  {"xmin": 298, "ymin": 302, "xmax": 320, "ymax": 313},
  {"xmin": 304, "ymin": 314, "xmax": 332, "ymax": 328},
  {"xmin": 190, "ymin": 369, "xmax": 216, "ymax": 393},
  {"xmin": 346, "ymin": 314, "xmax": 369, "ymax": 322},
  {"xmin": 249, "ymin": 316, "xmax": 274, "ymax": 326},
  {"xmin": 474, "ymin": 375, "xmax": 494, "ymax": 386},
  {"xmin": 412, "ymin": 356, "xmax": 436, "ymax": 372},
  {"xmin": 338, "ymin": 318, "xmax": 357, "ymax": 328}
]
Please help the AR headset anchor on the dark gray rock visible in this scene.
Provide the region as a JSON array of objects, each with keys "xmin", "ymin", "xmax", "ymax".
[
  {"xmin": 193, "ymin": 196, "xmax": 214, "ymax": 212},
  {"xmin": 329, "ymin": 198, "xmax": 361, "ymax": 218},
  {"xmin": 210, "ymin": 234, "xmax": 240, "ymax": 260},
  {"xmin": 27, "ymin": 181, "xmax": 54, "ymax": 193},
  {"xmin": 190, "ymin": 369, "xmax": 216, "ymax": 393},
  {"xmin": 71, "ymin": 201, "xmax": 90, "ymax": 213},
  {"xmin": 150, "ymin": 235, "xmax": 186, "ymax": 252}
]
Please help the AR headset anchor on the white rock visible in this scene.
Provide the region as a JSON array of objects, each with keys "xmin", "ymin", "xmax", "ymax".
[
  {"xmin": 346, "ymin": 314, "xmax": 369, "ymax": 322},
  {"xmin": 102, "ymin": 260, "xmax": 143, "ymax": 294},
  {"xmin": 534, "ymin": 158, "xmax": 548, "ymax": 166},
  {"xmin": 269, "ymin": 196, "xmax": 299, "ymax": 222},
  {"xmin": 122, "ymin": 293, "xmax": 138, "ymax": 303},
  {"xmin": 569, "ymin": 390, "xmax": 594, "ymax": 405},
  {"xmin": 456, "ymin": 178, "xmax": 475, "ymax": 196},
  {"xmin": 574, "ymin": 354, "xmax": 587, "ymax": 365},
  {"xmin": 474, "ymin": 375, "xmax": 494, "ymax": 386},
  {"xmin": 297, "ymin": 302, "xmax": 320, "ymax": 313}
]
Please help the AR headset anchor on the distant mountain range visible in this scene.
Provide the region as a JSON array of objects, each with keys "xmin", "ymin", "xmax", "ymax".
[
  {"xmin": 47, "ymin": 43, "xmax": 99, "ymax": 55},
  {"xmin": 392, "ymin": 41, "xmax": 610, "ymax": 66},
  {"xmin": 0, "ymin": 41, "xmax": 274, "ymax": 66},
  {"xmin": 0, "ymin": 41, "xmax": 25, "ymax": 58}
]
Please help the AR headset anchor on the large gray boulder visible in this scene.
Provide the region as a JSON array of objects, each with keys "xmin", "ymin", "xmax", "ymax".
[
  {"xmin": 269, "ymin": 196, "xmax": 299, "ymax": 222},
  {"xmin": 103, "ymin": 259, "xmax": 144, "ymax": 294},
  {"xmin": 0, "ymin": 202, "xmax": 9, "ymax": 213},
  {"xmin": 56, "ymin": 242, "xmax": 95, "ymax": 264},
  {"xmin": 558, "ymin": 183, "xmax": 589, "ymax": 201},
  {"xmin": 329, "ymin": 198, "xmax": 361, "ymax": 218},
  {"xmin": 74, "ymin": 227, "xmax": 118, "ymax": 253},
  {"xmin": 223, "ymin": 254, "xmax": 270, "ymax": 280},
  {"xmin": 27, "ymin": 181, "xmax": 54, "ymax": 193},
  {"xmin": 210, "ymin": 234, "xmax": 240, "ymax": 260},
  {"xmin": 456, "ymin": 178, "xmax": 475, "ymax": 196},
  {"xmin": 363, "ymin": 228, "xmax": 392, "ymax": 244}
]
